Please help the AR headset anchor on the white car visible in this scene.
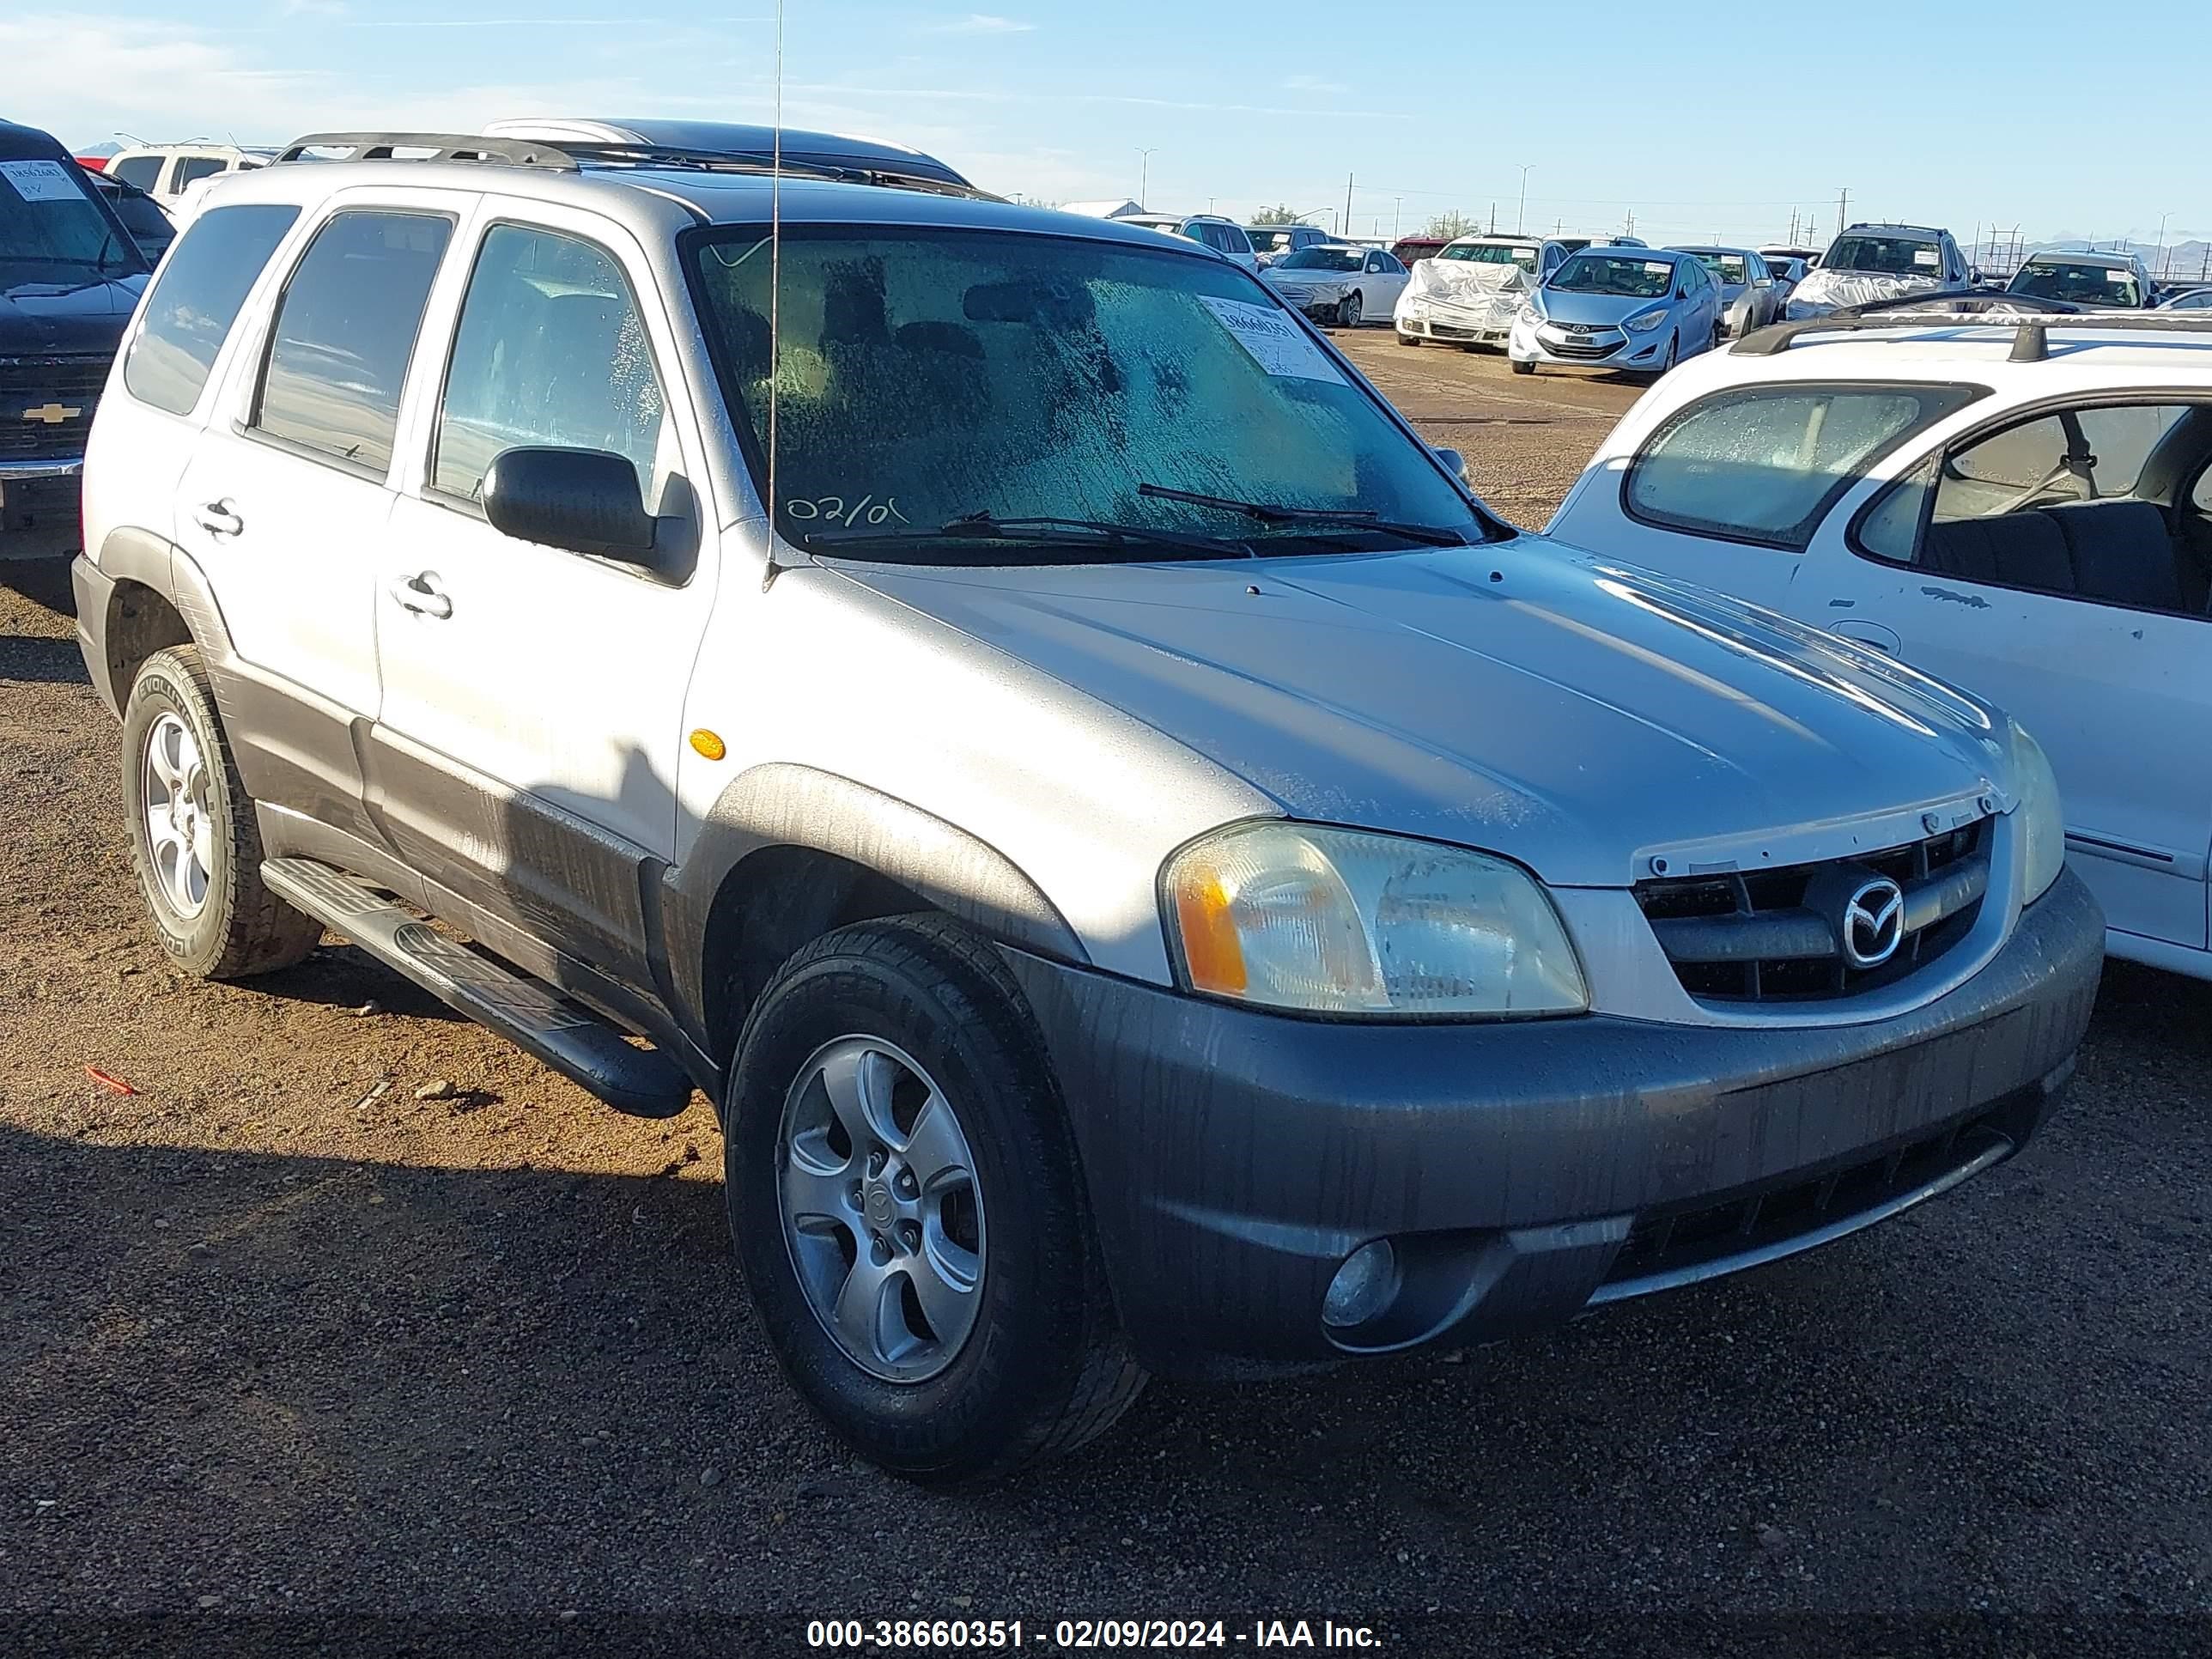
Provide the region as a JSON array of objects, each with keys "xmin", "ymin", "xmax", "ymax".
[
  {"xmin": 1786, "ymin": 223, "xmax": 1975, "ymax": 320},
  {"xmin": 1547, "ymin": 308, "xmax": 2212, "ymax": 979},
  {"xmin": 1112, "ymin": 212, "xmax": 1261, "ymax": 273},
  {"xmin": 103, "ymin": 143, "xmax": 275, "ymax": 206},
  {"xmin": 1259, "ymin": 243, "xmax": 1409, "ymax": 327},
  {"xmin": 1393, "ymin": 235, "xmax": 1567, "ymax": 349}
]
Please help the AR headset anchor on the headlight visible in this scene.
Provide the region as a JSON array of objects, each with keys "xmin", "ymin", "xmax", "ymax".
[
  {"xmin": 2009, "ymin": 723, "xmax": 2064, "ymax": 902},
  {"xmin": 1163, "ymin": 822, "xmax": 1589, "ymax": 1018},
  {"xmin": 1517, "ymin": 301, "xmax": 1541, "ymax": 324},
  {"xmin": 1624, "ymin": 307, "xmax": 1669, "ymax": 333}
]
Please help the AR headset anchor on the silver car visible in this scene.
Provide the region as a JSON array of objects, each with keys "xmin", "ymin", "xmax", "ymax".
[
  {"xmin": 1508, "ymin": 245, "xmax": 1727, "ymax": 375},
  {"xmin": 1669, "ymin": 245, "xmax": 1784, "ymax": 336},
  {"xmin": 75, "ymin": 125, "xmax": 2100, "ymax": 1484}
]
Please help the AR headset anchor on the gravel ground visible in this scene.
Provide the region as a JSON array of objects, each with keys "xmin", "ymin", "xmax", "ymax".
[{"xmin": 3, "ymin": 338, "xmax": 2208, "ymax": 1652}]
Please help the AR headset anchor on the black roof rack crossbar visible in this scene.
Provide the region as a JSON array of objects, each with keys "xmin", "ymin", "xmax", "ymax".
[
  {"xmin": 274, "ymin": 131, "xmax": 996, "ymax": 199},
  {"xmin": 1735, "ymin": 307, "xmax": 2212, "ymax": 361},
  {"xmin": 276, "ymin": 131, "xmax": 580, "ymax": 167}
]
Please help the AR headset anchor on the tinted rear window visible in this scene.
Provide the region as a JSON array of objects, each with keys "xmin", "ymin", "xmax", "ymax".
[
  {"xmin": 122, "ymin": 203, "xmax": 301, "ymax": 416},
  {"xmin": 252, "ymin": 210, "xmax": 452, "ymax": 473}
]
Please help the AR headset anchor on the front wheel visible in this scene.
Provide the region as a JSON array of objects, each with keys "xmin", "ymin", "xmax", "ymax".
[
  {"xmin": 726, "ymin": 915, "xmax": 1144, "ymax": 1485},
  {"xmin": 1395, "ymin": 330, "xmax": 1420, "ymax": 347},
  {"xmin": 1511, "ymin": 359, "xmax": 1536, "ymax": 375},
  {"xmin": 120, "ymin": 646, "xmax": 323, "ymax": 979},
  {"xmin": 1337, "ymin": 290, "xmax": 1363, "ymax": 328}
]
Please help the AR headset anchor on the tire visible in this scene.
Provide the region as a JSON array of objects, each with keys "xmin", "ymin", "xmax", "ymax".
[
  {"xmin": 120, "ymin": 646, "xmax": 323, "ymax": 981},
  {"xmin": 726, "ymin": 915, "xmax": 1145, "ymax": 1486},
  {"xmin": 1395, "ymin": 331, "xmax": 1420, "ymax": 347},
  {"xmin": 1337, "ymin": 289, "xmax": 1363, "ymax": 328},
  {"xmin": 1511, "ymin": 359, "xmax": 1536, "ymax": 375}
]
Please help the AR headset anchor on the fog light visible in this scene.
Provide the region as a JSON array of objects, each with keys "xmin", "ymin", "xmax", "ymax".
[{"xmin": 1322, "ymin": 1240, "xmax": 1400, "ymax": 1329}]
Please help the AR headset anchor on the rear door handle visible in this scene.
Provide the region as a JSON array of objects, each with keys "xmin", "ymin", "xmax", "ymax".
[
  {"xmin": 388, "ymin": 572, "xmax": 453, "ymax": 620},
  {"xmin": 192, "ymin": 499, "xmax": 243, "ymax": 538},
  {"xmin": 1828, "ymin": 618, "xmax": 1901, "ymax": 654}
]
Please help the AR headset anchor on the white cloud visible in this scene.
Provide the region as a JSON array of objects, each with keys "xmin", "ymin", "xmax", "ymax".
[
  {"xmin": 923, "ymin": 14, "xmax": 1035, "ymax": 34},
  {"xmin": 1282, "ymin": 73, "xmax": 1345, "ymax": 94}
]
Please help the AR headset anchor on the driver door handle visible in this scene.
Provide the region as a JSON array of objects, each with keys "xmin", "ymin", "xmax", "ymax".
[
  {"xmin": 192, "ymin": 499, "xmax": 244, "ymax": 538},
  {"xmin": 388, "ymin": 572, "xmax": 453, "ymax": 620}
]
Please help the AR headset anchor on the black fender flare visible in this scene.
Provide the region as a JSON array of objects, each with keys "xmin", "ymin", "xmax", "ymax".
[{"xmin": 659, "ymin": 762, "xmax": 1089, "ymax": 1048}]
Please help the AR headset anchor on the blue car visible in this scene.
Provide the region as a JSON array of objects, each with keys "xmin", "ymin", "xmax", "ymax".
[{"xmin": 1508, "ymin": 245, "xmax": 1723, "ymax": 377}]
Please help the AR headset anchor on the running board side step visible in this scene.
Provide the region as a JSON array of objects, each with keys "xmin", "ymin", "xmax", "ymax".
[{"xmin": 261, "ymin": 857, "xmax": 693, "ymax": 1119}]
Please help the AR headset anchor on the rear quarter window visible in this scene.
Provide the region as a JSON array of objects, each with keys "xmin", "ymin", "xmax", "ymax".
[
  {"xmin": 122, "ymin": 203, "xmax": 302, "ymax": 416},
  {"xmin": 1623, "ymin": 382, "xmax": 1984, "ymax": 550}
]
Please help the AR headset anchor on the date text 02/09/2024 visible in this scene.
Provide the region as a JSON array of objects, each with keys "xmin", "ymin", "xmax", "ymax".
[{"xmin": 805, "ymin": 1619, "xmax": 1384, "ymax": 1649}]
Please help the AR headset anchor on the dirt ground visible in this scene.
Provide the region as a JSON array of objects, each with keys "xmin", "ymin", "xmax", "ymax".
[{"xmin": 3, "ymin": 337, "xmax": 2208, "ymax": 1648}]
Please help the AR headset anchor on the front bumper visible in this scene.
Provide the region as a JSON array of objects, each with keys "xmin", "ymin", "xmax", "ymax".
[
  {"xmin": 1509, "ymin": 314, "xmax": 1673, "ymax": 368},
  {"xmin": 1395, "ymin": 307, "xmax": 1512, "ymax": 346},
  {"xmin": 0, "ymin": 460, "xmax": 85, "ymax": 561},
  {"xmin": 1001, "ymin": 868, "xmax": 2102, "ymax": 1380},
  {"xmin": 1273, "ymin": 289, "xmax": 1350, "ymax": 322}
]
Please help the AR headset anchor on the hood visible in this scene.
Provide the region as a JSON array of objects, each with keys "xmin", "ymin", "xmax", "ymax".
[
  {"xmin": 1407, "ymin": 259, "xmax": 1532, "ymax": 303},
  {"xmin": 828, "ymin": 538, "xmax": 2010, "ymax": 888},
  {"xmin": 1535, "ymin": 286, "xmax": 1669, "ymax": 327},
  {"xmin": 1264, "ymin": 265, "xmax": 1354, "ymax": 290},
  {"xmin": 0, "ymin": 272, "xmax": 147, "ymax": 354},
  {"xmin": 1788, "ymin": 268, "xmax": 1942, "ymax": 313}
]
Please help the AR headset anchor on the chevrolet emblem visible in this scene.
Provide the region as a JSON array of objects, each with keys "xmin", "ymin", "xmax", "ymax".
[{"xmin": 21, "ymin": 403, "xmax": 82, "ymax": 425}]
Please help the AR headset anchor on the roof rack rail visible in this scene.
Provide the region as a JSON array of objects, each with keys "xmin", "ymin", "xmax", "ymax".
[
  {"xmin": 276, "ymin": 131, "xmax": 579, "ymax": 167},
  {"xmin": 1735, "ymin": 304, "xmax": 2212, "ymax": 362},
  {"xmin": 273, "ymin": 129, "xmax": 995, "ymax": 199}
]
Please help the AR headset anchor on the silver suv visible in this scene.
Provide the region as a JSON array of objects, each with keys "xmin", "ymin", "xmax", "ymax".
[{"xmin": 74, "ymin": 125, "xmax": 2102, "ymax": 1485}]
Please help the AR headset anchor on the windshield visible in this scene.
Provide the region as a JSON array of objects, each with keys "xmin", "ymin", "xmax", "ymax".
[
  {"xmin": 2010, "ymin": 262, "xmax": 2142, "ymax": 307},
  {"xmin": 687, "ymin": 226, "xmax": 1490, "ymax": 561},
  {"xmin": 1278, "ymin": 246, "xmax": 1363, "ymax": 272},
  {"xmin": 0, "ymin": 157, "xmax": 144, "ymax": 284},
  {"xmin": 1247, "ymin": 228, "xmax": 1294, "ymax": 252},
  {"xmin": 1826, "ymin": 234, "xmax": 1942, "ymax": 276},
  {"xmin": 1440, "ymin": 241, "xmax": 1540, "ymax": 274},
  {"xmin": 1686, "ymin": 251, "xmax": 1747, "ymax": 284},
  {"xmin": 1550, "ymin": 253, "xmax": 1676, "ymax": 298}
]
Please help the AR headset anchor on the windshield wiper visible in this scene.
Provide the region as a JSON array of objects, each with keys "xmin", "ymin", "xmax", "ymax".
[
  {"xmin": 807, "ymin": 512, "xmax": 1254, "ymax": 559},
  {"xmin": 1135, "ymin": 483, "xmax": 1470, "ymax": 547}
]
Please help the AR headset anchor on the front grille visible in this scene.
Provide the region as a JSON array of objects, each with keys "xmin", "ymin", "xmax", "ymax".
[
  {"xmin": 1633, "ymin": 819, "xmax": 1988, "ymax": 1003},
  {"xmin": 0, "ymin": 356, "xmax": 107, "ymax": 463},
  {"xmin": 1429, "ymin": 323, "xmax": 1484, "ymax": 342},
  {"xmin": 1598, "ymin": 1110, "xmax": 2009, "ymax": 1294}
]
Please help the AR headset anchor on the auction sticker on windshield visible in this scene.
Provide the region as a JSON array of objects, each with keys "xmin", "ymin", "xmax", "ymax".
[
  {"xmin": 0, "ymin": 160, "xmax": 83, "ymax": 202},
  {"xmin": 1198, "ymin": 295, "xmax": 1346, "ymax": 385}
]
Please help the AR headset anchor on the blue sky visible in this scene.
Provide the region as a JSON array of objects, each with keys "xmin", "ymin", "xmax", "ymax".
[{"xmin": 4, "ymin": 1, "xmax": 2205, "ymax": 254}]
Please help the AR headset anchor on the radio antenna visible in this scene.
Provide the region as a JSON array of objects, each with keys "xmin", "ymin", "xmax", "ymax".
[{"xmin": 763, "ymin": 0, "xmax": 786, "ymax": 589}]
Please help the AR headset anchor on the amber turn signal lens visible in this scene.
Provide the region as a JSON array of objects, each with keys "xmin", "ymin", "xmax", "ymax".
[
  {"xmin": 1173, "ymin": 872, "xmax": 1249, "ymax": 994},
  {"xmin": 689, "ymin": 729, "xmax": 727, "ymax": 762}
]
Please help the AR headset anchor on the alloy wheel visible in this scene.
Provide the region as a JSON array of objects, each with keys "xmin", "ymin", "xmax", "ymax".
[
  {"xmin": 778, "ymin": 1036, "xmax": 988, "ymax": 1382},
  {"xmin": 142, "ymin": 711, "xmax": 214, "ymax": 920}
]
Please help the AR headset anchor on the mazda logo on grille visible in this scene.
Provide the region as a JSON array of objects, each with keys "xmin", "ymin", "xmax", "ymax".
[{"xmin": 1841, "ymin": 877, "xmax": 1906, "ymax": 969}]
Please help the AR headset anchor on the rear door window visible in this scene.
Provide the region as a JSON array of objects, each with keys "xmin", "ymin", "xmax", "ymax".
[
  {"xmin": 109, "ymin": 155, "xmax": 162, "ymax": 191},
  {"xmin": 123, "ymin": 203, "xmax": 301, "ymax": 416},
  {"xmin": 1625, "ymin": 383, "xmax": 1982, "ymax": 549},
  {"xmin": 251, "ymin": 209, "xmax": 453, "ymax": 474}
]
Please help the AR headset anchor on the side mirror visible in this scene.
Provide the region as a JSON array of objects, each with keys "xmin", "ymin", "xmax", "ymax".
[
  {"xmin": 1675, "ymin": 289, "xmax": 1688, "ymax": 301},
  {"xmin": 483, "ymin": 446, "xmax": 663, "ymax": 569},
  {"xmin": 1970, "ymin": 266, "xmax": 1984, "ymax": 285},
  {"xmin": 1431, "ymin": 446, "xmax": 1468, "ymax": 483}
]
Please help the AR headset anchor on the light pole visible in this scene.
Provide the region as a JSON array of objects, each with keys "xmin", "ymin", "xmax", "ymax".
[
  {"xmin": 2155, "ymin": 212, "xmax": 2172, "ymax": 279},
  {"xmin": 1134, "ymin": 147, "xmax": 1158, "ymax": 209},
  {"xmin": 1516, "ymin": 163, "xmax": 1533, "ymax": 235}
]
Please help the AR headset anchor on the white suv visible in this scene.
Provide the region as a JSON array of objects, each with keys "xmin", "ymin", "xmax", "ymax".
[
  {"xmin": 103, "ymin": 143, "xmax": 275, "ymax": 206},
  {"xmin": 73, "ymin": 129, "xmax": 2100, "ymax": 1483},
  {"xmin": 1550, "ymin": 307, "xmax": 2212, "ymax": 979}
]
